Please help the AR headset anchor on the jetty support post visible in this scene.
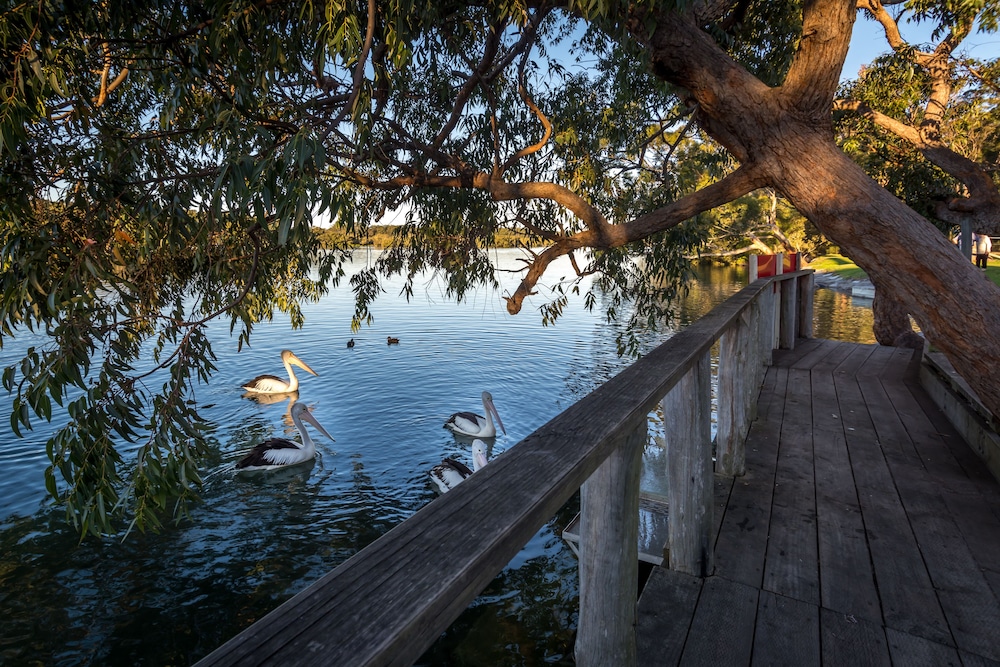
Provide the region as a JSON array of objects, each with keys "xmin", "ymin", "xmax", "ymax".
[
  {"xmin": 778, "ymin": 274, "xmax": 798, "ymax": 349},
  {"xmin": 664, "ymin": 351, "xmax": 714, "ymax": 576},
  {"xmin": 797, "ymin": 271, "xmax": 814, "ymax": 339},
  {"xmin": 716, "ymin": 300, "xmax": 761, "ymax": 477},
  {"xmin": 575, "ymin": 421, "xmax": 645, "ymax": 667},
  {"xmin": 759, "ymin": 279, "xmax": 776, "ymax": 367}
]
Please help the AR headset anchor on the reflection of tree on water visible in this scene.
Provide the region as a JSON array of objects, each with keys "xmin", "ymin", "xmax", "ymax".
[
  {"xmin": 331, "ymin": 454, "xmax": 418, "ymax": 553},
  {"xmin": 0, "ymin": 497, "xmax": 332, "ymax": 665},
  {"xmin": 813, "ymin": 289, "xmax": 875, "ymax": 344},
  {"xmin": 673, "ymin": 263, "xmax": 747, "ymax": 326}
]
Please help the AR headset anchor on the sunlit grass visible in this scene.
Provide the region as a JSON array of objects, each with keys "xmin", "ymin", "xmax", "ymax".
[
  {"xmin": 811, "ymin": 253, "xmax": 1000, "ymax": 287},
  {"xmin": 983, "ymin": 261, "xmax": 1000, "ymax": 286},
  {"xmin": 807, "ymin": 254, "xmax": 868, "ymax": 280}
]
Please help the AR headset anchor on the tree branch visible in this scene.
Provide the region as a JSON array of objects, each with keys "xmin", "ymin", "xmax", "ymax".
[
  {"xmin": 498, "ymin": 46, "xmax": 553, "ymax": 174},
  {"xmin": 504, "ymin": 166, "xmax": 764, "ymax": 315},
  {"xmin": 624, "ymin": 165, "xmax": 764, "ymax": 239},
  {"xmin": 834, "ymin": 99, "xmax": 1000, "ymax": 216},
  {"xmin": 333, "ymin": 0, "xmax": 378, "ymax": 127},
  {"xmin": 783, "ymin": 0, "xmax": 856, "ymax": 112}
]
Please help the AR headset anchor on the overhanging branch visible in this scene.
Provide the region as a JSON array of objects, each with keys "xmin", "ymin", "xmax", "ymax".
[{"xmin": 504, "ymin": 165, "xmax": 765, "ymax": 315}]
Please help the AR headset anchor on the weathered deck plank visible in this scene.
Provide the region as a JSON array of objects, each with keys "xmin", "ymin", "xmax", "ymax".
[
  {"xmin": 811, "ymin": 369, "xmax": 881, "ymax": 623},
  {"xmin": 819, "ymin": 607, "xmax": 891, "ymax": 666},
  {"xmin": 635, "ymin": 567, "xmax": 702, "ymax": 667},
  {"xmin": 679, "ymin": 577, "xmax": 758, "ymax": 666},
  {"xmin": 762, "ymin": 368, "xmax": 819, "ymax": 605},
  {"xmin": 637, "ymin": 339, "xmax": 1000, "ymax": 666},
  {"xmin": 885, "ymin": 628, "xmax": 961, "ymax": 667},
  {"xmin": 712, "ymin": 367, "xmax": 786, "ymax": 588},
  {"xmin": 751, "ymin": 590, "xmax": 820, "ymax": 666}
]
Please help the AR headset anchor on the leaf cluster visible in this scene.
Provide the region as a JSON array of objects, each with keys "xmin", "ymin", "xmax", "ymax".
[{"xmin": 0, "ymin": 0, "xmax": 827, "ymax": 536}]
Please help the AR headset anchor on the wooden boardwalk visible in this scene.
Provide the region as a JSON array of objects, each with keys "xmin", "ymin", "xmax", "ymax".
[{"xmin": 636, "ymin": 339, "xmax": 1000, "ymax": 666}]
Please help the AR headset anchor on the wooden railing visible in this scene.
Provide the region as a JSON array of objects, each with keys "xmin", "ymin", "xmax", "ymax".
[{"xmin": 196, "ymin": 269, "xmax": 814, "ymax": 667}]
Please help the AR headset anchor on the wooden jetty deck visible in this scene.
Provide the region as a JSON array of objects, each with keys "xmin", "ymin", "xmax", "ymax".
[{"xmin": 637, "ymin": 338, "xmax": 1000, "ymax": 666}]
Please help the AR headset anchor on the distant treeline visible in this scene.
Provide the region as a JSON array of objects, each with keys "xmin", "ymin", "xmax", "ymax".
[{"xmin": 315, "ymin": 224, "xmax": 533, "ymax": 249}]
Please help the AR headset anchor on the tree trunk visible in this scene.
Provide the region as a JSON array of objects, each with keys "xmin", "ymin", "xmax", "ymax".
[
  {"xmin": 872, "ymin": 289, "xmax": 923, "ymax": 349},
  {"xmin": 640, "ymin": 0, "xmax": 1000, "ymax": 417},
  {"xmin": 769, "ymin": 135, "xmax": 1000, "ymax": 412}
]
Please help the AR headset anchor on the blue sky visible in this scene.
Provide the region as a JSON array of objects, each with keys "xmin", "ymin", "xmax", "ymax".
[{"xmin": 842, "ymin": 14, "xmax": 1000, "ymax": 80}]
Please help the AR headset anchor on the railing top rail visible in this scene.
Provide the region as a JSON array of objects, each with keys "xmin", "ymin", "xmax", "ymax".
[
  {"xmin": 771, "ymin": 268, "xmax": 814, "ymax": 281},
  {"xmin": 197, "ymin": 277, "xmax": 781, "ymax": 667}
]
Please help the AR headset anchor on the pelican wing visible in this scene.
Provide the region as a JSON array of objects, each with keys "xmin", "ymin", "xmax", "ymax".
[
  {"xmin": 444, "ymin": 411, "xmax": 484, "ymax": 433},
  {"xmin": 236, "ymin": 438, "xmax": 304, "ymax": 469},
  {"xmin": 430, "ymin": 458, "xmax": 474, "ymax": 493},
  {"xmin": 242, "ymin": 374, "xmax": 287, "ymax": 392}
]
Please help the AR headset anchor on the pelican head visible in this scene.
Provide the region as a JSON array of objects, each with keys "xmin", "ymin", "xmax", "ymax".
[
  {"xmin": 471, "ymin": 439, "xmax": 489, "ymax": 471},
  {"xmin": 292, "ymin": 402, "xmax": 334, "ymax": 442},
  {"xmin": 482, "ymin": 391, "xmax": 506, "ymax": 435},
  {"xmin": 282, "ymin": 350, "xmax": 318, "ymax": 377}
]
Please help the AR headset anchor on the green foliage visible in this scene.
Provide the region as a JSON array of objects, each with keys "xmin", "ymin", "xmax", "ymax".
[
  {"xmin": 1, "ymin": 0, "xmax": 346, "ymax": 535},
  {"xmin": 835, "ymin": 3, "xmax": 1000, "ymax": 230},
  {"xmin": 709, "ymin": 0, "xmax": 803, "ymax": 86},
  {"xmin": 0, "ymin": 0, "xmax": 906, "ymax": 537}
]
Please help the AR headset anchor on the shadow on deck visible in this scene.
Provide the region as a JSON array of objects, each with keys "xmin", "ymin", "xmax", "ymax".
[{"xmin": 637, "ymin": 339, "xmax": 1000, "ymax": 666}]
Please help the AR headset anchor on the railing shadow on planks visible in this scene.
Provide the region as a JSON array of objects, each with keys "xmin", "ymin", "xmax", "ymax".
[{"xmin": 196, "ymin": 269, "xmax": 815, "ymax": 667}]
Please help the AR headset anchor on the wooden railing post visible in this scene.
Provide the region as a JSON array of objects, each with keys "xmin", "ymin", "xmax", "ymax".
[
  {"xmin": 760, "ymin": 280, "xmax": 776, "ymax": 366},
  {"xmin": 576, "ymin": 423, "xmax": 644, "ymax": 667},
  {"xmin": 747, "ymin": 296, "xmax": 766, "ymax": 404},
  {"xmin": 663, "ymin": 352, "xmax": 714, "ymax": 576},
  {"xmin": 779, "ymin": 275, "xmax": 798, "ymax": 349},
  {"xmin": 797, "ymin": 272, "xmax": 814, "ymax": 339},
  {"xmin": 716, "ymin": 302, "xmax": 761, "ymax": 476}
]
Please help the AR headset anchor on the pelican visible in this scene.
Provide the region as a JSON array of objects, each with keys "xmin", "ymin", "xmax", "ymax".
[
  {"xmin": 242, "ymin": 350, "xmax": 318, "ymax": 394},
  {"xmin": 236, "ymin": 402, "xmax": 334, "ymax": 471},
  {"xmin": 444, "ymin": 391, "xmax": 506, "ymax": 438},
  {"xmin": 430, "ymin": 439, "xmax": 489, "ymax": 494}
]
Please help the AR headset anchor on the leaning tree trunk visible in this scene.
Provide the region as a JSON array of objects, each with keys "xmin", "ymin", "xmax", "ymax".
[
  {"xmin": 872, "ymin": 288, "xmax": 923, "ymax": 349},
  {"xmin": 776, "ymin": 137, "xmax": 1000, "ymax": 411},
  {"xmin": 640, "ymin": 0, "xmax": 1000, "ymax": 417}
]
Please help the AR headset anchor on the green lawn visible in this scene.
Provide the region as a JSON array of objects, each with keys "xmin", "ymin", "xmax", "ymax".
[
  {"xmin": 806, "ymin": 254, "xmax": 869, "ymax": 280},
  {"xmin": 809, "ymin": 253, "xmax": 1000, "ymax": 287}
]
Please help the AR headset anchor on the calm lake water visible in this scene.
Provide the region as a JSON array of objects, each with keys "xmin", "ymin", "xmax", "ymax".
[{"xmin": 0, "ymin": 251, "xmax": 874, "ymax": 666}]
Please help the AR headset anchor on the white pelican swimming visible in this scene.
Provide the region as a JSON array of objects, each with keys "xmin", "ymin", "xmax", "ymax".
[
  {"xmin": 242, "ymin": 350, "xmax": 318, "ymax": 394},
  {"xmin": 430, "ymin": 439, "xmax": 489, "ymax": 494},
  {"xmin": 444, "ymin": 391, "xmax": 506, "ymax": 438},
  {"xmin": 236, "ymin": 402, "xmax": 334, "ymax": 471}
]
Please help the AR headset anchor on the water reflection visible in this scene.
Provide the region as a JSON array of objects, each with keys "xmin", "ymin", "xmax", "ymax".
[
  {"xmin": 0, "ymin": 255, "xmax": 873, "ymax": 666},
  {"xmin": 813, "ymin": 289, "xmax": 876, "ymax": 343}
]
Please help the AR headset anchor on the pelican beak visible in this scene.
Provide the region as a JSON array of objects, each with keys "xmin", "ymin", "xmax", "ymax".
[
  {"xmin": 301, "ymin": 409, "xmax": 335, "ymax": 441},
  {"xmin": 290, "ymin": 354, "xmax": 319, "ymax": 377},
  {"xmin": 487, "ymin": 396, "xmax": 506, "ymax": 435}
]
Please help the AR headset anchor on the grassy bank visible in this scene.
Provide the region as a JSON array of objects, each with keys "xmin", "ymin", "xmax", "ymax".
[
  {"xmin": 809, "ymin": 252, "xmax": 1000, "ymax": 287},
  {"xmin": 806, "ymin": 254, "xmax": 868, "ymax": 280}
]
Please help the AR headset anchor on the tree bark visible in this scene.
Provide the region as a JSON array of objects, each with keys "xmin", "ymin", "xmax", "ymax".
[
  {"xmin": 637, "ymin": 0, "xmax": 1000, "ymax": 416},
  {"xmin": 872, "ymin": 286, "xmax": 923, "ymax": 350}
]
